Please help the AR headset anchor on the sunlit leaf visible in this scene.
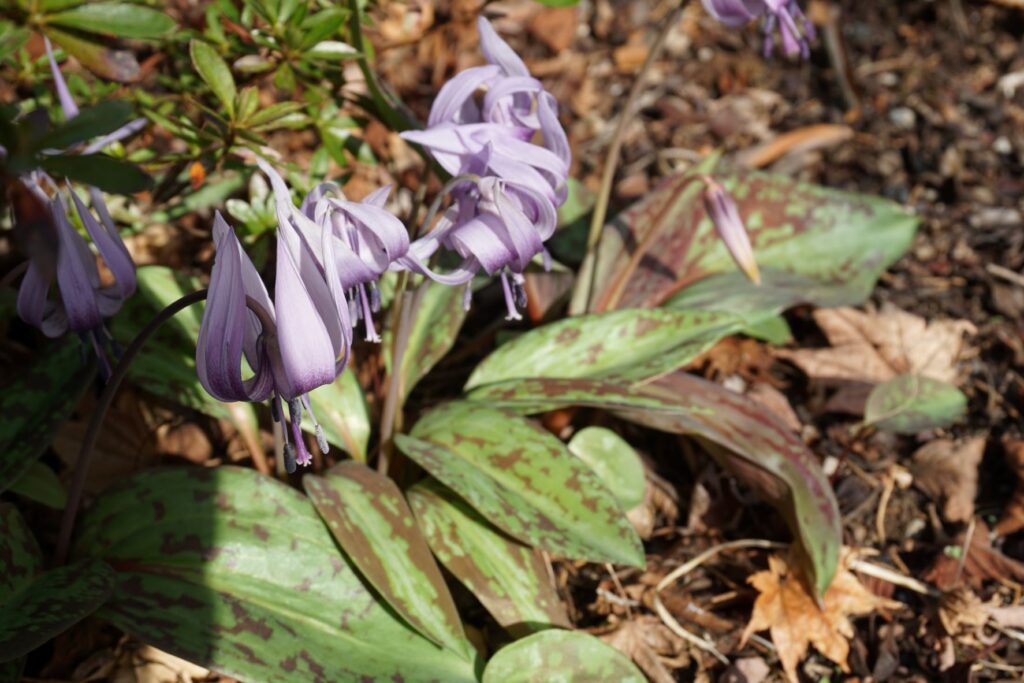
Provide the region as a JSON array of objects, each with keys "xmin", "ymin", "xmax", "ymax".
[
  {"xmin": 304, "ymin": 463, "xmax": 471, "ymax": 658},
  {"xmin": 408, "ymin": 479, "xmax": 570, "ymax": 634},
  {"xmin": 73, "ymin": 467, "xmax": 478, "ymax": 683},
  {"xmin": 398, "ymin": 403, "xmax": 644, "ymax": 567},
  {"xmin": 865, "ymin": 375, "xmax": 967, "ymax": 434},
  {"xmin": 306, "ymin": 40, "xmax": 358, "ymax": 60},
  {"xmin": 189, "ymin": 40, "xmax": 236, "ymax": 119},
  {"xmin": 567, "ymin": 427, "xmax": 645, "ymax": 510},
  {"xmin": 48, "ymin": 3, "xmax": 175, "ymax": 39},
  {"xmin": 482, "ymin": 629, "xmax": 644, "ymax": 683},
  {"xmin": 467, "ymin": 375, "xmax": 841, "ymax": 597},
  {"xmin": 466, "ymin": 308, "xmax": 740, "ymax": 389},
  {"xmin": 306, "ymin": 368, "xmax": 370, "ymax": 460},
  {"xmin": 45, "ymin": 27, "xmax": 140, "ymax": 82}
]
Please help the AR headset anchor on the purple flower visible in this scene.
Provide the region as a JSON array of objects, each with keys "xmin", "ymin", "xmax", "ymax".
[
  {"xmin": 702, "ymin": 0, "xmax": 815, "ymax": 59},
  {"xmin": 701, "ymin": 176, "xmax": 760, "ymax": 284},
  {"xmin": 13, "ymin": 39, "xmax": 144, "ymax": 374},
  {"xmin": 196, "ymin": 212, "xmax": 346, "ymax": 472}
]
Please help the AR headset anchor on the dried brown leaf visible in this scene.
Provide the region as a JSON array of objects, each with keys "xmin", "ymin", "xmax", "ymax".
[
  {"xmin": 911, "ymin": 437, "xmax": 986, "ymax": 523},
  {"xmin": 601, "ymin": 616, "xmax": 688, "ymax": 683},
  {"xmin": 994, "ymin": 438, "xmax": 1024, "ymax": 536},
  {"xmin": 924, "ymin": 519, "xmax": 1024, "ymax": 590},
  {"xmin": 741, "ymin": 549, "xmax": 900, "ymax": 683}
]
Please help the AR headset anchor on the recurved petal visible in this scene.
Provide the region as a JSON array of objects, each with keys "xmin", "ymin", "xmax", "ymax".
[
  {"xmin": 72, "ymin": 187, "xmax": 136, "ymax": 302},
  {"xmin": 44, "ymin": 37, "xmax": 79, "ymax": 120},
  {"xmin": 447, "ymin": 213, "xmax": 514, "ymax": 275},
  {"xmin": 477, "ymin": 17, "xmax": 529, "ymax": 77},
  {"xmin": 16, "ymin": 261, "xmax": 56, "ymax": 335},
  {"xmin": 426, "ymin": 65, "xmax": 500, "ymax": 127},
  {"xmin": 52, "ymin": 199, "xmax": 103, "ymax": 332}
]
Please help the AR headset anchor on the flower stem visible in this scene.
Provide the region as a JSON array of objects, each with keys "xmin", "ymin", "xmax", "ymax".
[
  {"xmin": 569, "ymin": 3, "xmax": 685, "ymax": 315},
  {"xmin": 54, "ymin": 289, "xmax": 209, "ymax": 565}
]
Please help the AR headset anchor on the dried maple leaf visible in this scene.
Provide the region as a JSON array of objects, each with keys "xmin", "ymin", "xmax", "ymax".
[
  {"xmin": 741, "ymin": 549, "xmax": 900, "ymax": 683},
  {"xmin": 778, "ymin": 304, "xmax": 976, "ymax": 385},
  {"xmin": 911, "ymin": 437, "xmax": 986, "ymax": 523}
]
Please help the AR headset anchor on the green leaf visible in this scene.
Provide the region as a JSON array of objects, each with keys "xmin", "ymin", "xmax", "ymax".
[
  {"xmin": 0, "ymin": 338, "xmax": 94, "ymax": 496},
  {"xmin": 567, "ymin": 427, "xmax": 645, "ymax": 510},
  {"xmin": 385, "ymin": 279, "xmax": 468, "ymax": 403},
  {"xmin": 304, "ymin": 463, "xmax": 472, "ymax": 659},
  {"xmin": 0, "ymin": 559, "xmax": 114, "ymax": 662},
  {"xmin": 72, "ymin": 467, "xmax": 477, "ymax": 683},
  {"xmin": 467, "ymin": 375, "xmax": 841, "ymax": 598},
  {"xmin": 591, "ymin": 165, "xmax": 917, "ymax": 317},
  {"xmin": 38, "ymin": 101, "xmax": 134, "ymax": 150},
  {"xmin": 482, "ymin": 629, "xmax": 644, "ymax": 683},
  {"xmin": 8, "ymin": 460, "xmax": 66, "ymax": 509},
  {"xmin": 408, "ymin": 479, "xmax": 570, "ymax": 634},
  {"xmin": 305, "ymin": 367, "xmax": 370, "ymax": 460},
  {"xmin": 865, "ymin": 375, "xmax": 967, "ymax": 434},
  {"xmin": 40, "ymin": 153, "xmax": 151, "ymax": 194},
  {"xmin": 466, "ymin": 308, "xmax": 741, "ymax": 389},
  {"xmin": 741, "ymin": 313, "xmax": 792, "ymax": 344},
  {"xmin": 189, "ymin": 40, "xmax": 236, "ymax": 119},
  {"xmin": 399, "ymin": 403, "xmax": 644, "ymax": 566},
  {"xmin": 48, "ymin": 3, "xmax": 175, "ymax": 39},
  {"xmin": 45, "ymin": 27, "xmax": 140, "ymax": 82},
  {"xmin": 305, "ymin": 40, "xmax": 358, "ymax": 60},
  {"xmin": 0, "ymin": 504, "xmax": 37, "ymax": 678},
  {"xmin": 244, "ymin": 101, "xmax": 303, "ymax": 128}
]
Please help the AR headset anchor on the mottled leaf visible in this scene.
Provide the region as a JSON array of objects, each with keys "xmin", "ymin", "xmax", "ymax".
[
  {"xmin": 73, "ymin": 467, "xmax": 476, "ymax": 683},
  {"xmin": 466, "ymin": 308, "xmax": 741, "ymax": 389},
  {"xmin": 303, "ymin": 463, "xmax": 470, "ymax": 658},
  {"xmin": 8, "ymin": 460, "xmax": 66, "ymax": 509},
  {"xmin": 0, "ymin": 505, "xmax": 35, "ymax": 676},
  {"xmin": 0, "ymin": 338, "xmax": 94, "ymax": 495},
  {"xmin": 45, "ymin": 27, "xmax": 140, "ymax": 82},
  {"xmin": 47, "ymin": 3, "xmax": 175, "ymax": 39},
  {"xmin": 385, "ymin": 279, "xmax": 468, "ymax": 403},
  {"xmin": 408, "ymin": 478, "xmax": 570, "ymax": 634},
  {"xmin": 865, "ymin": 375, "xmax": 967, "ymax": 434},
  {"xmin": 0, "ymin": 559, "xmax": 114, "ymax": 662},
  {"xmin": 398, "ymin": 403, "xmax": 644, "ymax": 566},
  {"xmin": 189, "ymin": 40, "xmax": 236, "ymax": 119},
  {"xmin": 482, "ymin": 629, "xmax": 644, "ymax": 683},
  {"xmin": 567, "ymin": 427, "xmax": 645, "ymax": 510},
  {"xmin": 306, "ymin": 368, "xmax": 370, "ymax": 460},
  {"xmin": 591, "ymin": 165, "xmax": 917, "ymax": 316},
  {"xmin": 467, "ymin": 376, "xmax": 840, "ymax": 597}
]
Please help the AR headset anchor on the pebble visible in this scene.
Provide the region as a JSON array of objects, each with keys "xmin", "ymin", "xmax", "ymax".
[
  {"xmin": 994, "ymin": 136, "xmax": 1013, "ymax": 155},
  {"xmin": 890, "ymin": 106, "xmax": 917, "ymax": 129}
]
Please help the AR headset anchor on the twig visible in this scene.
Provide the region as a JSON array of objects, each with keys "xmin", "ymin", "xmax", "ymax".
[
  {"xmin": 570, "ymin": 2, "xmax": 685, "ymax": 315},
  {"xmin": 653, "ymin": 538, "xmax": 785, "ymax": 665},
  {"xmin": 55, "ymin": 289, "xmax": 209, "ymax": 565},
  {"xmin": 605, "ymin": 562, "xmax": 634, "ymax": 619},
  {"xmin": 987, "ymin": 263, "xmax": 1024, "ymax": 289},
  {"xmin": 848, "ymin": 557, "xmax": 940, "ymax": 597}
]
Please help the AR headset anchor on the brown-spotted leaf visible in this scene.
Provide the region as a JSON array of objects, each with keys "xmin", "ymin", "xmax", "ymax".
[
  {"xmin": 72, "ymin": 467, "xmax": 477, "ymax": 683},
  {"xmin": 590, "ymin": 165, "xmax": 917, "ymax": 315},
  {"xmin": 0, "ymin": 505, "xmax": 40, "ymax": 674},
  {"xmin": 466, "ymin": 376, "xmax": 840, "ymax": 597},
  {"xmin": 398, "ymin": 403, "xmax": 644, "ymax": 567},
  {"xmin": 482, "ymin": 629, "xmax": 645, "ymax": 683},
  {"xmin": 303, "ymin": 463, "xmax": 471, "ymax": 658},
  {"xmin": 407, "ymin": 478, "xmax": 570, "ymax": 634},
  {"xmin": 466, "ymin": 308, "xmax": 741, "ymax": 389}
]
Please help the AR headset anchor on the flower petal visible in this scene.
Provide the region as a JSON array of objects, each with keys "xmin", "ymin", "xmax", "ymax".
[
  {"xmin": 477, "ymin": 17, "xmax": 529, "ymax": 77},
  {"xmin": 44, "ymin": 37, "xmax": 79, "ymax": 120}
]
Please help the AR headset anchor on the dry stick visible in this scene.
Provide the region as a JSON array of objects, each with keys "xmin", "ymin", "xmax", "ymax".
[
  {"xmin": 570, "ymin": 2, "xmax": 685, "ymax": 315},
  {"xmin": 55, "ymin": 289, "xmax": 209, "ymax": 565}
]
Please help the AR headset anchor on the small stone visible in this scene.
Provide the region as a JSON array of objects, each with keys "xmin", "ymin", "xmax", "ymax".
[
  {"xmin": 994, "ymin": 136, "xmax": 1013, "ymax": 155},
  {"xmin": 890, "ymin": 106, "xmax": 917, "ymax": 130}
]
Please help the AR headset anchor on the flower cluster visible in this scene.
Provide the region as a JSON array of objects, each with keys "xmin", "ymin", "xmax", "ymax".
[
  {"xmin": 702, "ymin": 0, "xmax": 816, "ymax": 59},
  {"xmin": 195, "ymin": 17, "xmax": 572, "ymax": 471},
  {"xmin": 14, "ymin": 40, "xmax": 144, "ymax": 378}
]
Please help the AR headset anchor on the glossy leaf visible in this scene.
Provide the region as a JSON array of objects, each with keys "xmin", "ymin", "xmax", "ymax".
[
  {"xmin": 0, "ymin": 338, "xmax": 93, "ymax": 495},
  {"xmin": 40, "ymin": 153, "xmax": 151, "ymax": 194},
  {"xmin": 39, "ymin": 101, "xmax": 135, "ymax": 150},
  {"xmin": 306, "ymin": 367, "xmax": 370, "ymax": 460},
  {"xmin": 567, "ymin": 427, "xmax": 645, "ymax": 510},
  {"xmin": 482, "ymin": 629, "xmax": 644, "ymax": 683},
  {"xmin": 45, "ymin": 27, "xmax": 140, "ymax": 82},
  {"xmin": 865, "ymin": 375, "xmax": 967, "ymax": 434},
  {"xmin": 73, "ymin": 467, "xmax": 475, "ymax": 682},
  {"xmin": 408, "ymin": 479, "xmax": 570, "ymax": 634},
  {"xmin": 189, "ymin": 40, "xmax": 236, "ymax": 119},
  {"xmin": 466, "ymin": 308, "xmax": 741, "ymax": 389},
  {"xmin": 48, "ymin": 3, "xmax": 175, "ymax": 39},
  {"xmin": 8, "ymin": 460, "xmax": 66, "ymax": 509},
  {"xmin": 467, "ymin": 376, "xmax": 840, "ymax": 597},
  {"xmin": 399, "ymin": 403, "xmax": 644, "ymax": 567},
  {"xmin": 306, "ymin": 40, "xmax": 358, "ymax": 60},
  {"xmin": 591, "ymin": 165, "xmax": 917, "ymax": 316},
  {"xmin": 385, "ymin": 279, "xmax": 468, "ymax": 403},
  {"xmin": 0, "ymin": 559, "xmax": 114, "ymax": 662},
  {"xmin": 303, "ymin": 463, "xmax": 470, "ymax": 658}
]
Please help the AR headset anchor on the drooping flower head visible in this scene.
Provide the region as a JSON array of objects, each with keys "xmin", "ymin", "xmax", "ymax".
[
  {"xmin": 702, "ymin": 0, "xmax": 815, "ymax": 59},
  {"xmin": 701, "ymin": 176, "xmax": 760, "ymax": 285},
  {"xmin": 14, "ymin": 39, "xmax": 144, "ymax": 376}
]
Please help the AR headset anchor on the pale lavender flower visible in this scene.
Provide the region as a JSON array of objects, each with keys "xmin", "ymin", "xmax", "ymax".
[
  {"xmin": 702, "ymin": 0, "xmax": 815, "ymax": 59},
  {"xmin": 196, "ymin": 212, "xmax": 346, "ymax": 472},
  {"xmin": 702, "ymin": 176, "xmax": 760, "ymax": 284}
]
